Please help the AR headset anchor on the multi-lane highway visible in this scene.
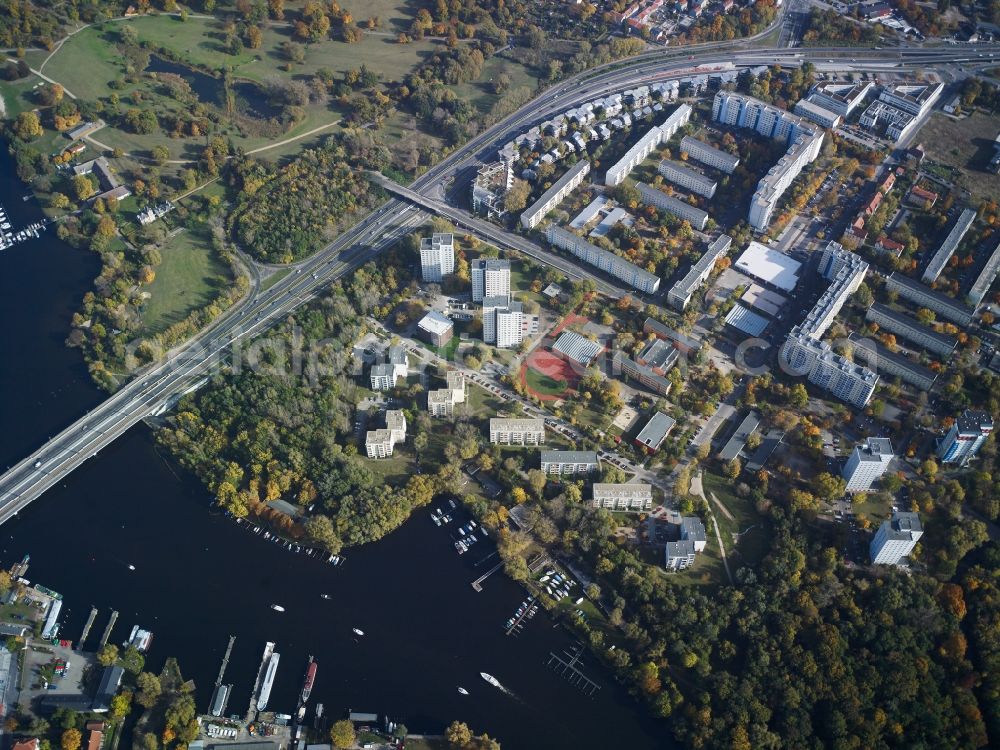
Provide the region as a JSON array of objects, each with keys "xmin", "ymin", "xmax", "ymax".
[{"xmin": 1, "ymin": 41, "xmax": 999, "ymax": 523}]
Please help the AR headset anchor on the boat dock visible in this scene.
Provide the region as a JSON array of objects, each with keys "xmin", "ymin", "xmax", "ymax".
[
  {"xmin": 98, "ymin": 610, "xmax": 118, "ymax": 648},
  {"xmin": 547, "ymin": 646, "xmax": 600, "ymax": 696},
  {"xmin": 0, "ymin": 203, "xmax": 48, "ymax": 252},
  {"xmin": 215, "ymin": 635, "xmax": 236, "ymax": 686},
  {"xmin": 471, "ymin": 561, "xmax": 504, "ymax": 592},
  {"xmin": 78, "ymin": 606, "xmax": 98, "ymax": 649},
  {"xmin": 504, "ymin": 597, "xmax": 538, "ymax": 636},
  {"xmin": 246, "ymin": 641, "xmax": 276, "ymax": 721}
]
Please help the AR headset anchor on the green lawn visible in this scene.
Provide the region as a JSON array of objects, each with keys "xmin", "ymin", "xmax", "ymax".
[
  {"xmin": 451, "ymin": 55, "xmax": 540, "ymax": 116},
  {"xmin": 465, "ymin": 382, "xmax": 507, "ymax": 418},
  {"xmin": 850, "ymin": 490, "xmax": 893, "ymax": 531},
  {"xmin": 0, "ymin": 73, "xmax": 46, "ymax": 119},
  {"xmin": 140, "ymin": 226, "xmax": 232, "ymax": 335},
  {"xmin": 403, "ymin": 738, "xmax": 447, "ymax": 750},
  {"xmin": 525, "ymin": 367, "xmax": 568, "ymax": 396},
  {"xmin": 701, "ymin": 470, "xmax": 769, "ymax": 568},
  {"xmin": 40, "ymin": 25, "xmax": 124, "ymax": 100},
  {"xmin": 260, "ymin": 267, "xmax": 292, "ymax": 292}
]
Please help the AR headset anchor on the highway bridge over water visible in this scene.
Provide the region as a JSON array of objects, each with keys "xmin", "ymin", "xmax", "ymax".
[{"xmin": 1, "ymin": 42, "xmax": 998, "ymax": 524}]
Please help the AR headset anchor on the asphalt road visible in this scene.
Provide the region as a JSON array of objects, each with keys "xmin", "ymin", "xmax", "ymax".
[{"xmin": 1, "ymin": 40, "xmax": 999, "ymax": 522}]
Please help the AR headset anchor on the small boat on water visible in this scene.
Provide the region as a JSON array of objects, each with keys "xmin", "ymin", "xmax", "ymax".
[
  {"xmin": 320, "ymin": 594, "xmax": 331, "ymax": 600},
  {"xmin": 271, "ymin": 604, "xmax": 285, "ymax": 612},
  {"xmin": 457, "ymin": 687, "xmax": 469, "ymax": 695},
  {"xmin": 352, "ymin": 627, "xmax": 365, "ymax": 636},
  {"xmin": 481, "ymin": 672, "xmax": 502, "ymax": 689},
  {"xmin": 128, "ymin": 564, "xmax": 136, "ymax": 571}
]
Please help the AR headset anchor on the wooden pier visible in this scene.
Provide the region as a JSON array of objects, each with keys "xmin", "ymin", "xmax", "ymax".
[
  {"xmin": 471, "ymin": 561, "xmax": 504, "ymax": 592},
  {"xmin": 215, "ymin": 635, "xmax": 236, "ymax": 686},
  {"xmin": 98, "ymin": 610, "xmax": 118, "ymax": 648},
  {"xmin": 78, "ymin": 606, "xmax": 98, "ymax": 650},
  {"xmin": 547, "ymin": 646, "xmax": 600, "ymax": 696}
]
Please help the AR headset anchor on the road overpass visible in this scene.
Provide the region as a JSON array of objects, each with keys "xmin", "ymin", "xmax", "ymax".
[{"xmin": 1, "ymin": 42, "xmax": 998, "ymax": 523}]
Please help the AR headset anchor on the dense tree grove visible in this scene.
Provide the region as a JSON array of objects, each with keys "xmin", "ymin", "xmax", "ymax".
[
  {"xmin": 157, "ymin": 259, "xmax": 435, "ymax": 552},
  {"xmin": 228, "ymin": 141, "xmax": 385, "ymax": 262}
]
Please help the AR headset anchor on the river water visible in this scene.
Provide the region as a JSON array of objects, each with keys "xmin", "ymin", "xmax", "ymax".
[{"xmin": 0, "ymin": 148, "xmax": 670, "ymax": 749}]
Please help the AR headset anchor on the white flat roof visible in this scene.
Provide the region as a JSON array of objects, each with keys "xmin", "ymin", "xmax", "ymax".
[{"xmin": 734, "ymin": 242, "xmax": 802, "ymax": 293}]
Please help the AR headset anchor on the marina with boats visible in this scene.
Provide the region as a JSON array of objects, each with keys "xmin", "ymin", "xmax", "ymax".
[{"xmin": 0, "ymin": 203, "xmax": 47, "ymax": 251}]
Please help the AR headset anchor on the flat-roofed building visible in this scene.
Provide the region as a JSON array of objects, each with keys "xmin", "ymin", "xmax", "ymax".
[
  {"xmin": 885, "ymin": 272, "xmax": 974, "ymax": 326},
  {"xmin": 446, "ymin": 370, "xmax": 466, "ymax": 404},
  {"xmin": 471, "ymin": 258, "xmax": 511, "ymax": 302},
  {"xmin": 643, "ymin": 317, "xmax": 701, "ymax": 354},
  {"xmin": 967, "ymin": 240, "xmax": 1000, "ymax": 306},
  {"xmin": 719, "ymin": 410, "xmax": 760, "ymax": 462},
  {"xmin": 734, "ymin": 241, "xmax": 802, "ymax": 293},
  {"xmin": 483, "ymin": 296, "xmax": 523, "ymax": 349},
  {"xmin": 490, "ymin": 418, "xmax": 545, "ymax": 446},
  {"xmin": 612, "ymin": 350, "xmax": 674, "ymax": 395},
  {"xmin": 665, "ymin": 539, "xmax": 696, "ymax": 570},
  {"xmin": 794, "ymin": 97, "xmax": 842, "ymax": 128},
  {"xmin": 420, "ymin": 232, "xmax": 455, "ymax": 282},
  {"xmin": 843, "ymin": 437, "xmax": 894, "ymax": 492},
  {"xmin": 369, "ymin": 364, "xmax": 397, "ymax": 392},
  {"xmin": 604, "ymin": 104, "xmax": 692, "ymax": 186},
  {"xmin": 546, "ymin": 226, "xmax": 661, "ymax": 293},
  {"xmin": 540, "ymin": 450, "xmax": 599, "ymax": 475},
  {"xmin": 740, "ymin": 284, "xmax": 787, "ymax": 317},
  {"xmin": 782, "ymin": 332, "xmax": 878, "ymax": 408},
  {"xmin": 879, "ymin": 81, "xmax": 944, "ymax": 117},
  {"xmin": 365, "ymin": 410, "xmax": 407, "ymax": 458},
  {"xmin": 417, "ymin": 310, "xmax": 455, "ymax": 347},
  {"xmin": 634, "ymin": 411, "xmax": 676, "ymax": 452},
  {"xmin": 870, "ymin": 511, "xmax": 923, "ymax": 565},
  {"xmin": 922, "ymin": 208, "xmax": 977, "ymax": 284},
  {"xmin": 865, "ymin": 303, "xmax": 958, "ymax": 357},
  {"xmin": 848, "ymin": 334, "xmax": 938, "ymax": 390},
  {"xmin": 472, "ymin": 161, "xmax": 513, "ymax": 220},
  {"xmin": 807, "ymin": 80, "xmax": 874, "ymax": 117},
  {"xmin": 635, "ymin": 182, "xmax": 709, "ymax": 230},
  {"xmin": 938, "ymin": 409, "xmax": 994, "ymax": 465},
  {"xmin": 681, "ymin": 516, "xmax": 707, "ymax": 551},
  {"xmin": 712, "ymin": 91, "xmax": 823, "ymax": 230},
  {"xmin": 680, "ymin": 135, "xmax": 740, "ymax": 174},
  {"xmin": 591, "ymin": 482, "xmax": 653, "ymax": 511},
  {"xmin": 657, "ymin": 160, "xmax": 718, "ymax": 198},
  {"xmin": 427, "ymin": 389, "xmax": 456, "ymax": 418},
  {"xmin": 667, "ymin": 234, "xmax": 732, "ymax": 310},
  {"xmin": 552, "ymin": 330, "xmax": 602, "ymax": 367},
  {"xmin": 521, "ymin": 160, "xmax": 591, "ymax": 229}
]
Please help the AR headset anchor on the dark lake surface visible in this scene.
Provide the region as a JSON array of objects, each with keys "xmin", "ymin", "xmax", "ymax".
[
  {"xmin": 146, "ymin": 56, "xmax": 282, "ymax": 121},
  {"xmin": 0, "ymin": 146, "xmax": 671, "ymax": 749}
]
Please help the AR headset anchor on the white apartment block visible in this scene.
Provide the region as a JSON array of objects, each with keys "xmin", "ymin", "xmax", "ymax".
[
  {"xmin": 482, "ymin": 296, "xmax": 523, "ymax": 349},
  {"xmin": 870, "ymin": 511, "xmax": 923, "ymax": 566},
  {"xmin": 807, "ymin": 81, "xmax": 874, "ymax": 117},
  {"xmin": 667, "ymin": 234, "xmax": 732, "ymax": 310},
  {"xmin": 546, "ymin": 225, "xmax": 660, "ymax": 293},
  {"xmin": 591, "ymin": 482, "xmax": 653, "ymax": 511},
  {"xmin": 369, "ymin": 345, "xmax": 408, "ymax": 391},
  {"xmin": 865, "ymin": 303, "xmax": 958, "ymax": 357},
  {"xmin": 937, "ymin": 409, "xmax": 994, "ymax": 465},
  {"xmin": 520, "ymin": 160, "xmax": 591, "ymax": 229},
  {"xmin": 781, "ymin": 332, "xmax": 878, "ymax": 408},
  {"xmin": 604, "ymin": 104, "xmax": 692, "ymax": 186},
  {"xmin": 420, "ymin": 232, "xmax": 456, "ymax": 282},
  {"xmin": 680, "ymin": 135, "xmax": 740, "ymax": 174},
  {"xmin": 657, "ymin": 159, "xmax": 718, "ymax": 199},
  {"xmin": 427, "ymin": 389, "xmax": 455, "ymax": 418},
  {"xmin": 878, "ymin": 82, "xmax": 944, "ymax": 117},
  {"xmin": 365, "ymin": 410, "xmax": 407, "ymax": 459},
  {"xmin": 427, "ymin": 371, "xmax": 466, "ymax": 418},
  {"xmin": 967, "ymin": 239, "xmax": 1000, "ymax": 306},
  {"xmin": 489, "ymin": 418, "xmax": 545, "ymax": 446},
  {"xmin": 780, "ymin": 241, "xmax": 877, "ymax": 408},
  {"xmin": 540, "ymin": 450, "xmax": 599, "ymax": 475},
  {"xmin": 843, "ymin": 437, "xmax": 894, "ymax": 492},
  {"xmin": 713, "ymin": 91, "xmax": 823, "ymax": 231},
  {"xmin": 793, "ymin": 97, "xmax": 842, "ymax": 129},
  {"xmin": 921, "ymin": 208, "xmax": 977, "ymax": 284},
  {"xmin": 471, "ymin": 258, "xmax": 511, "ymax": 302},
  {"xmin": 635, "ymin": 182, "xmax": 709, "ymax": 231}
]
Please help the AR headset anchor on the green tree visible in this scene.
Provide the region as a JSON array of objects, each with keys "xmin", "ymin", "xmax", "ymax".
[
  {"xmin": 329, "ymin": 719, "xmax": 355, "ymax": 749},
  {"xmin": 96, "ymin": 643, "xmax": 119, "ymax": 666},
  {"xmin": 135, "ymin": 672, "xmax": 162, "ymax": 709},
  {"xmin": 13, "ymin": 111, "xmax": 43, "ymax": 140},
  {"xmin": 72, "ymin": 174, "xmax": 95, "ymax": 201},
  {"xmin": 446, "ymin": 721, "xmax": 473, "ymax": 748},
  {"xmin": 61, "ymin": 728, "xmax": 82, "ymax": 750},
  {"xmin": 151, "ymin": 145, "xmax": 170, "ymax": 165}
]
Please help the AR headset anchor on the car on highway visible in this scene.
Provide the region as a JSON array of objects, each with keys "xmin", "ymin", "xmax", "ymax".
[{"xmin": 34, "ymin": 460, "xmax": 41, "ymax": 468}]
